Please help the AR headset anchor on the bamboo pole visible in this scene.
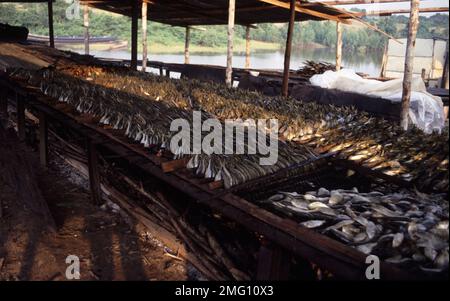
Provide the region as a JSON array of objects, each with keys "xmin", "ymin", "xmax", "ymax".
[
  {"xmin": 245, "ymin": 25, "xmax": 251, "ymax": 69},
  {"xmin": 48, "ymin": 0, "xmax": 54, "ymax": 48},
  {"xmin": 142, "ymin": 1, "xmax": 148, "ymax": 72},
  {"xmin": 226, "ymin": 0, "xmax": 236, "ymax": 88},
  {"xmin": 336, "ymin": 22, "xmax": 343, "ymax": 71},
  {"xmin": 130, "ymin": 0, "xmax": 139, "ymax": 70},
  {"xmin": 83, "ymin": 4, "xmax": 90, "ymax": 55},
  {"xmin": 400, "ymin": 0, "xmax": 420, "ymax": 131},
  {"xmin": 282, "ymin": 0, "xmax": 296, "ymax": 97},
  {"xmin": 185, "ymin": 26, "xmax": 191, "ymax": 64}
]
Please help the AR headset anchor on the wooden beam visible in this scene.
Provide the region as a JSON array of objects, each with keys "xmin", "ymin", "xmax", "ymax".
[
  {"xmin": 130, "ymin": 0, "xmax": 139, "ymax": 70},
  {"xmin": 342, "ymin": 7, "xmax": 449, "ymax": 17},
  {"xmin": 245, "ymin": 25, "xmax": 251, "ymax": 69},
  {"xmin": 442, "ymin": 41, "xmax": 449, "ymax": 89},
  {"xmin": 282, "ymin": 0, "xmax": 296, "ymax": 97},
  {"xmin": 307, "ymin": 0, "xmax": 433, "ymax": 5},
  {"xmin": 47, "ymin": 0, "xmax": 54, "ymax": 48},
  {"xmin": 16, "ymin": 94, "xmax": 25, "ymax": 141},
  {"xmin": 258, "ymin": 0, "xmax": 351, "ymax": 24},
  {"xmin": 39, "ymin": 112, "xmax": 48, "ymax": 168},
  {"xmin": 336, "ymin": 21, "xmax": 343, "ymax": 71},
  {"xmin": 83, "ymin": 4, "xmax": 90, "ymax": 55},
  {"xmin": 400, "ymin": 0, "xmax": 420, "ymax": 130},
  {"xmin": 226, "ymin": 0, "xmax": 235, "ymax": 87},
  {"xmin": 142, "ymin": 0, "xmax": 148, "ymax": 71},
  {"xmin": 87, "ymin": 139, "xmax": 103, "ymax": 205},
  {"xmin": 256, "ymin": 243, "xmax": 291, "ymax": 280},
  {"xmin": 185, "ymin": 26, "xmax": 191, "ymax": 64}
]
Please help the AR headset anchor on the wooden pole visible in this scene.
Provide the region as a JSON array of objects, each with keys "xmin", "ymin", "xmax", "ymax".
[
  {"xmin": 16, "ymin": 94, "xmax": 25, "ymax": 142},
  {"xmin": 400, "ymin": 0, "xmax": 420, "ymax": 131},
  {"xmin": 83, "ymin": 4, "xmax": 90, "ymax": 55},
  {"xmin": 245, "ymin": 25, "xmax": 251, "ymax": 69},
  {"xmin": 48, "ymin": 0, "xmax": 54, "ymax": 48},
  {"xmin": 131, "ymin": 0, "xmax": 139, "ymax": 70},
  {"xmin": 142, "ymin": 0, "xmax": 148, "ymax": 72},
  {"xmin": 87, "ymin": 140, "xmax": 102, "ymax": 206},
  {"xmin": 185, "ymin": 26, "xmax": 191, "ymax": 65},
  {"xmin": 39, "ymin": 112, "xmax": 48, "ymax": 168},
  {"xmin": 282, "ymin": 0, "xmax": 296, "ymax": 97},
  {"xmin": 226, "ymin": 0, "xmax": 236, "ymax": 88},
  {"xmin": 336, "ymin": 22, "xmax": 343, "ymax": 71},
  {"xmin": 442, "ymin": 41, "xmax": 449, "ymax": 89}
]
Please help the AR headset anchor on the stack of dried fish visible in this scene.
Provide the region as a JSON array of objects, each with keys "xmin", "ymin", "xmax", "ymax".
[
  {"xmin": 263, "ymin": 188, "xmax": 449, "ymax": 274},
  {"xmin": 75, "ymin": 68, "xmax": 448, "ymax": 192},
  {"xmin": 296, "ymin": 61, "xmax": 337, "ymax": 78},
  {"xmin": 9, "ymin": 68, "xmax": 318, "ymax": 189}
]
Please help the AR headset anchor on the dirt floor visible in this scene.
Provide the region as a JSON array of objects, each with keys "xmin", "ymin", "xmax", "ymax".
[{"xmin": 0, "ymin": 149, "xmax": 194, "ymax": 281}]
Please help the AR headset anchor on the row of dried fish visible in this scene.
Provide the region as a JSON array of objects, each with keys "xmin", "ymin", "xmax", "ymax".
[
  {"xmin": 263, "ymin": 188, "xmax": 448, "ymax": 274},
  {"xmin": 68, "ymin": 66, "xmax": 449, "ymax": 192},
  {"xmin": 9, "ymin": 68, "xmax": 317, "ymax": 188},
  {"xmin": 296, "ymin": 61, "xmax": 338, "ymax": 78}
]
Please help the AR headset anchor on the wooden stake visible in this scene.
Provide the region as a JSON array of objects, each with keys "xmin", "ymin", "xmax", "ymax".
[
  {"xmin": 245, "ymin": 25, "xmax": 251, "ymax": 69},
  {"xmin": 83, "ymin": 4, "xmax": 90, "ymax": 55},
  {"xmin": 336, "ymin": 22, "xmax": 343, "ymax": 71},
  {"xmin": 185, "ymin": 26, "xmax": 191, "ymax": 65},
  {"xmin": 48, "ymin": 0, "xmax": 54, "ymax": 48},
  {"xmin": 16, "ymin": 94, "xmax": 25, "ymax": 142},
  {"xmin": 142, "ymin": 1, "xmax": 148, "ymax": 72},
  {"xmin": 400, "ymin": 0, "xmax": 420, "ymax": 130},
  {"xmin": 282, "ymin": 0, "xmax": 296, "ymax": 97},
  {"xmin": 87, "ymin": 140, "xmax": 102, "ymax": 206},
  {"xmin": 39, "ymin": 112, "xmax": 48, "ymax": 168},
  {"xmin": 226, "ymin": 0, "xmax": 236, "ymax": 88},
  {"xmin": 131, "ymin": 0, "xmax": 139, "ymax": 70}
]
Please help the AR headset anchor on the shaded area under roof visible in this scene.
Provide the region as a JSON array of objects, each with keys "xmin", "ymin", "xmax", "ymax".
[{"xmin": 79, "ymin": 0, "xmax": 353, "ymax": 26}]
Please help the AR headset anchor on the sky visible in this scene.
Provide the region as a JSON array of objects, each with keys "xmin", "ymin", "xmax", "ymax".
[{"xmin": 314, "ymin": 0, "xmax": 449, "ymax": 16}]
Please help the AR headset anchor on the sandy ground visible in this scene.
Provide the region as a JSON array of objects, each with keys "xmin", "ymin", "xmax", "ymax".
[{"xmin": 0, "ymin": 151, "xmax": 192, "ymax": 281}]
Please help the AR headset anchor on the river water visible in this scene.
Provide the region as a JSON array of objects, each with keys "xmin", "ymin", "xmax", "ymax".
[{"xmin": 75, "ymin": 47, "xmax": 383, "ymax": 77}]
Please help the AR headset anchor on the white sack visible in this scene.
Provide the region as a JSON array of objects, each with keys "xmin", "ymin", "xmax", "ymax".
[{"xmin": 310, "ymin": 69, "xmax": 445, "ymax": 134}]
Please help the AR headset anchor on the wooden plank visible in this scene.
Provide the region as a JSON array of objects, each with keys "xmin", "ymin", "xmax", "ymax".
[
  {"xmin": 161, "ymin": 157, "xmax": 190, "ymax": 173},
  {"xmin": 142, "ymin": 1, "xmax": 148, "ymax": 71},
  {"xmin": 87, "ymin": 139, "xmax": 103, "ymax": 205},
  {"xmin": 226, "ymin": 0, "xmax": 236, "ymax": 87},
  {"xmin": 245, "ymin": 25, "xmax": 251, "ymax": 69},
  {"xmin": 185, "ymin": 26, "xmax": 191, "ymax": 65},
  {"xmin": 47, "ymin": 0, "xmax": 54, "ymax": 48},
  {"xmin": 130, "ymin": 0, "xmax": 139, "ymax": 70},
  {"xmin": 16, "ymin": 93, "xmax": 26, "ymax": 141},
  {"xmin": 282, "ymin": 0, "xmax": 296, "ymax": 97},
  {"xmin": 400, "ymin": 0, "xmax": 420, "ymax": 130},
  {"xmin": 84, "ymin": 4, "xmax": 90, "ymax": 55},
  {"xmin": 256, "ymin": 243, "xmax": 291, "ymax": 280},
  {"xmin": 336, "ymin": 21, "xmax": 343, "ymax": 71},
  {"xmin": 39, "ymin": 111, "xmax": 48, "ymax": 168}
]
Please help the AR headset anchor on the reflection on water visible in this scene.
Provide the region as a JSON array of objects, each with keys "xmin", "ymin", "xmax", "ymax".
[{"xmin": 77, "ymin": 47, "xmax": 383, "ymax": 77}]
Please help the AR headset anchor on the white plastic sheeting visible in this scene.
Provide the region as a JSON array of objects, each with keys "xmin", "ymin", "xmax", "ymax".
[{"xmin": 310, "ymin": 69, "xmax": 445, "ymax": 134}]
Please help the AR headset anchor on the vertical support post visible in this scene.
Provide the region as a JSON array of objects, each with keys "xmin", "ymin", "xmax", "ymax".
[
  {"xmin": 142, "ymin": 0, "xmax": 148, "ymax": 72},
  {"xmin": 226, "ymin": 0, "xmax": 236, "ymax": 88},
  {"xmin": 185, "ymin": 26, "xmax": 191, "ymax": 65},
  {"xmin": 48, "ymin": 0, "xmax": 55, "ymax": 48},
  {"xmin": 87, "ymin": 140, "xmax": 102, "ymax": 206},
  {"xmin": 39, "ymin": 112, "xmax": 48, "ymax": 168},
  {"xmin": 400, "ymin": 0, "xmax": 420, "ymax": 130},
  {"xmin": 131, "ymin": 0, "xmax": 139, "ymax": 70},
  {"xmin": 256, "ymin": 243, "xmax": 291, "ymax": 281},
  {"xmin": 0, "ymin": 89, "xmax": 7, "ymax": 116},
  {"xmin": 441, "ymin": 41, "xmax": 449, "ymax": 89},
  {"xmin": 245, "ymin": 25, "xmax": 251, "ymax": 69},
  {"xmin": 16, "ymin": 94, "xmax": 26, "ymax": 142},
  {"xmin": 83, "ymin": 4, "xmax": 90, "ymax": 55},
  {"xmin": 282, "ymin": 0, "xmax": 296, "ymax": 97},
  {"xmin": 336, "ymin": 22, "xmax": 343, "ymax": 71}
]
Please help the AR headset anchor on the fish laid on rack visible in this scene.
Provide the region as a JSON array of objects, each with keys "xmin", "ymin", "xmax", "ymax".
[{"xmin": 263, "ymin": 188, "xmax": 449, "ymax": 274}]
